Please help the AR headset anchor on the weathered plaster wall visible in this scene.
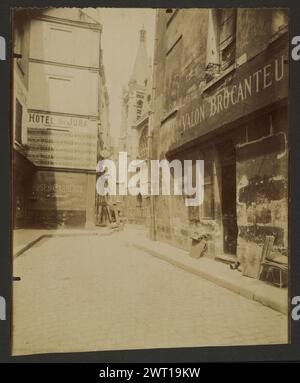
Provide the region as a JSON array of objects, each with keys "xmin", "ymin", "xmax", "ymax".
[
  {"xmin": 236, "ymin": 8, "xmax": 288, "ymax": 63},
  {"xmin": 27, "ymin": 170, "xmax": 96, "ymax": 228},
  {"xmin": 151, "ymin": 9, "xmax": 289, "ymax": 260}
]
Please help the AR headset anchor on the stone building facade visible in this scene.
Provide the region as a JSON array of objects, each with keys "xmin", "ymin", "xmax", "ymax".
[
  {"xmin": 12, "ymin": 9, "xmax": 111, "ymax": 229},
  {"xmin": 150, "ymin": 9, "xmax": 289, "ymax": 267},
  {"xmin": 12, "ymin": 10, "xmax": 36, "ymax": 229}
]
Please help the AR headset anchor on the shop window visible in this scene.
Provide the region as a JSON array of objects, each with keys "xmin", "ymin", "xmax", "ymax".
[
  {"xmin": 271, "ymin": 107, "xmax": 288, "ymax": 134},
  {"xmin": 247, "ymin": 115, "xmax": 270, "ymax": 142},
  {"xmin": 15, "ymin": 98, "xmax": 23, "ymax": 144}
]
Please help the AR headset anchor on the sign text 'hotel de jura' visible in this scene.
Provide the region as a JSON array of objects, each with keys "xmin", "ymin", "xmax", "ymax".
[
  {"xmin": 173, "ymin": 43, "xmax": 288, "ymax": 150},
  {"xmin": 27, "ymin": 113, "xmax": 97, "ymax": 170}
]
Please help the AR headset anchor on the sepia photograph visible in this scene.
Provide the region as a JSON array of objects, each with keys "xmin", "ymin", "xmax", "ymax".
[{"xmin": 11, "ymin": 7, "xmax": 289, "ymax": 356}]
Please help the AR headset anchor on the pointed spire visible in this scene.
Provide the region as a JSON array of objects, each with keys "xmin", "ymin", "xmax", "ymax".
[
  {"xmin": 129, "ymin": 27, "xmax": 148, "ymax": 86},
  {"xmin": 140, "ymin": 26, "xmax": 146, "ymax": 42}
]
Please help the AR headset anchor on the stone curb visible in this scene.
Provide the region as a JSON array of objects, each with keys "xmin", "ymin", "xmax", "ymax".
[
  {"xmin": 133, "ymin": 243, "xmax": 288, "ymax": 315},
  {"xmin": 13, "ymin": 228, "xmax": 119, "ymax": 258}
]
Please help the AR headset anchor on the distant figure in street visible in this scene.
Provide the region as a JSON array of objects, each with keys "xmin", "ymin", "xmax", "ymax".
[{"xmin": 98, "ymin": 193, "xmax": 112, "ymax": 225}]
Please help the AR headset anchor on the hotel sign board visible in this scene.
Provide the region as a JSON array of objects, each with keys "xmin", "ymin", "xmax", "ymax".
[
  {"xmin": 169, "ymin": 37, "xmax": 288, "ymax": 153},
  {"xmin": 27, "ymin": 113, "xmax": 97, "ymax": 170}
]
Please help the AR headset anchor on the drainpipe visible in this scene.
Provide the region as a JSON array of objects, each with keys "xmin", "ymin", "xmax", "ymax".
[{"xmin": 148, "ymin": 110, "xmax": 155, "ymax": 240}]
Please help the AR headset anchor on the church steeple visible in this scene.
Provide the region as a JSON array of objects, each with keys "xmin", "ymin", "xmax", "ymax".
[
  {"xmin": 140, "ymin": 27, "xmax": 146, "ymax": 42},
  {"xmin": 129, "ymin": 27, "xmax": 148, "ymax": 86}
]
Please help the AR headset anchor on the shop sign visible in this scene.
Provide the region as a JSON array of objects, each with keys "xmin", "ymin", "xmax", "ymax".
[
  {"xmin": 30, "ymin": 171, "xmax": 87, "ymax": 211},
  {"xmin": 173, "ymin": 41, "xmax": 288, "ymax": 151}
]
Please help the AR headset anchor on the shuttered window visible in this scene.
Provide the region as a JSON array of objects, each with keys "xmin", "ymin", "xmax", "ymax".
[{"xmin": 218, "ymin": 9, "xmax": 237, "ymax": 70}]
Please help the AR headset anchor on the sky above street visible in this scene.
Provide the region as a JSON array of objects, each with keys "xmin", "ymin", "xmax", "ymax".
[{"xmin": 85, "ymin": 8, "xmax": 156, "ymax": 146}]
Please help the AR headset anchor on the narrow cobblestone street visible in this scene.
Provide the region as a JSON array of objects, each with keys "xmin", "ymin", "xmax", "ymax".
[{"xmin": 12, "ymin": 226, "xmax": 288, "ymax": 356}]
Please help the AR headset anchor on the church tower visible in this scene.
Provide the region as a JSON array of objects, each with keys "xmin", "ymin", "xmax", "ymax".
[
  {"xmin": 120, "ymin": 27, "xmax": 149, "ymax": 161},
  {"xmin": 118, "ymin": 26, "xmax": 152, "ymax": 224}
]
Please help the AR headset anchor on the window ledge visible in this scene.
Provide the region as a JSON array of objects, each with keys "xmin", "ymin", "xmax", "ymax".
[
  {"xmin": 161, "ymin": 107, "xmax": 178, "ymax": 125},
  {"xmin": 203, "ymin": 64, "xmax": 236, "ymax": 93}
]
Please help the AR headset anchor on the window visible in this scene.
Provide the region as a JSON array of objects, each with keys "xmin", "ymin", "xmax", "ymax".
[
  {"xmin": 138, "ymin": 126, "xmax": 148, "ymax": 159},
  {"xmin": 14, "ymin": 25, "xmax": 26, "ymax": 74},
  {"xmin": 165, "ymin": 35, "xmax": 183, "ymax": 113},
  {"xmin": 48, "ymin": 25, "xmax": 73, "ymax": 65},
  {"xmin": 137, "ymin": 99, "xmax": 143, "ymax": 119},
  {"xmin": 15, "ymin": 99, "xmax": 23, "ymax": 144},
  {"xmin": 206, "ymin": 9, "xmax": 237, "ymax": 77},
  {"xmin": 218, "ymin": 9, "xmax": 237, "ymax": 71},
  {"xmin": 272, "ymin": 9, "xmax": 288, "ymax": 35},
  {"xmin": 47, "ymin": 75, "xmax": 72, "ymax": 112}
]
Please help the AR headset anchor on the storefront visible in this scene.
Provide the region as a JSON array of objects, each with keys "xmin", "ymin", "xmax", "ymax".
[
  {"xmin": 160, "ymin": 33, "xmax": 288, "ymax": 264},
  {"xmin": 13, "ymin": 149, "xmax": 36, "ymax": 228}
]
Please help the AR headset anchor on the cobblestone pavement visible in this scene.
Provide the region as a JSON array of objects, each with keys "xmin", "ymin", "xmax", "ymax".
[{"xmin": 12, "ymin": 228, "xmax": 288, "ymax": 355}]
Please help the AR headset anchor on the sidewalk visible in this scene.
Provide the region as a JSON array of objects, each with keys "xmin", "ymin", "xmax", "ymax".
[
  {"xmin": 122, "ymin": 226, "xmax": 288, "ymax": 315},
  {"xmin": 13, "ymin": 226, "xmax": 116, "ymax": 258}
]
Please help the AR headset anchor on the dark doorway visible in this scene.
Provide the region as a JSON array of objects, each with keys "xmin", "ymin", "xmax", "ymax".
[{"xmin": 217, "ymin": 141, "xmax": 238, "ymax": 255}]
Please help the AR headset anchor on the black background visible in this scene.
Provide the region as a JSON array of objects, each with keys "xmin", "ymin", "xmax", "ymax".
[{"xmin": 0, "ymin": 0, "xmax": 300, "ymax": 364}]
